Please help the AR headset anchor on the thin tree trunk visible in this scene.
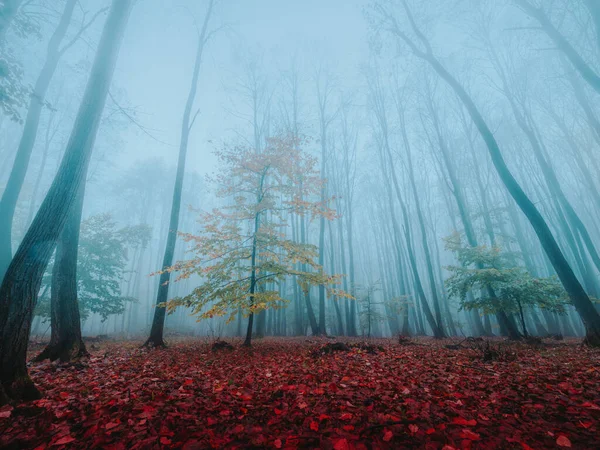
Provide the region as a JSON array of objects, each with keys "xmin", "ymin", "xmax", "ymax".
[
  {"xmin": 300, "ymin": 210, "xmax": 319, "ymax": 336},
  {"xmin": 424, "ymin": 91, "xmax": 517, "ymax": 338},
  {"xmin": 398, "ymin": 105, "xmax": 445, "ymax": 335},
  {"xmin": 144, "ymin": 0, "xmax": 214, "ymax": 348},
  {"xmin": 388, "ymin": 7, "xmax": 600, "ymax": 344},
  {"xmin": 328, "ymin": 219, "xmax": 344, "ymax": 335},
  {"xmin": 244, "ymin": 184, "xmax": 264, "ymax": 346},
  {"xmin": 516, "ymin": 0, "xmax": 600, "ymax": 94}
]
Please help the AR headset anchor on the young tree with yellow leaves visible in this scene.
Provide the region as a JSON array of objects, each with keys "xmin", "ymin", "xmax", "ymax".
[{"xmin": 163, "ymin": 135, "xmax": 346, "ymax": 346}]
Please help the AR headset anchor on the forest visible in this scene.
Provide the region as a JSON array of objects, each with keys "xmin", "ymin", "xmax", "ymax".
[{"xmin": 0, "ymin": 0, "xmax": 599, "ymax": 448}]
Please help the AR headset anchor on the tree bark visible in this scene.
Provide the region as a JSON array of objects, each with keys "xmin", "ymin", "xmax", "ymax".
[
  {"xmin": 243, "ymin": 207, "xmax": 262, "ymax": 346},
  {"xmin": 0, "ymin": 0, "xmax": 79, "ymax": 284},
  {"xmin": 34, "ymin": 185, "xmax": 88, "ymax": 362},
  {"xmin": 144, "ymin": 0, "xmax": 214, "ymax": 348},
  {"xmin": 0, "ymin": 0, "xmax": 133, "ymax": 404},
  {"xmin": 300, "ymin": 208, "xmax": 319, "ymax": 336},
  {"xmin": 328, "ymin": 219, "xmax": 345, "ymax": 335}
]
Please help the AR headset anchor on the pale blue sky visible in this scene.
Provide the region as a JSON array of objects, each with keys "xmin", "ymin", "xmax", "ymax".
[{"xmin": 116, "ymin": 0, "xmax": 369, "ymax": 173}]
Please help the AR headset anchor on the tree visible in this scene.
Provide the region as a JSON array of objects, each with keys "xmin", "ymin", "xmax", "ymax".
[
  {"xmin": 373, "ymin": 0, "xmax": 600, "ymax": 345},
  {"xmin": 314, "ymin": 66, "xmax": 337, "ymax": 335},
  {"xmin": 76, "ymin": 218, "xmax": 146, "ymax": 320},
  {"xmin": 0, "ymin": 0, "xmax": 106, "ymax": 284},
  {"xmin": 0, "ymin": 0, "xmax": 134, "ymax": 404},
  {"xmin": 0, "ymin": 0, "xmax": 40, "ymax": 122},
  {"xmin": 515, "ymin": 0, "xmax": 600, "ymax": 95},
  {"xmin": 145, "ymin": 0, "xmax": 215, "ymax": 348},
  {"xmin": 34, "ymin": 214, "xmax": 143, "ymax": 361},
  {"xmin": 357, "ymin": 282, "xmax": 386, "ymax": 338},
  {"xmin": 446, "ymin": 235, "xmax": 568, "ymax": 338},
  {"xmin": 368, "ymin": 68, "xmax": 446, "ymax": 338},
  {"xmin": 162, "ymin": 136, "xmax": 345, "ymax": 347},
  {"xmin": 0, "ymin": 0, "xmax": 23, "ymax": 43},
  {"xmin": 394, "ymin": 82, "xmax": 447, "ymax": 335},
  {"xmin": 420, "ymin": 79, "xmax": 509, "ymax": 337}
]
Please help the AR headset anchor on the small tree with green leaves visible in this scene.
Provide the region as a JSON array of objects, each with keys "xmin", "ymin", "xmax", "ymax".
[
  {"xmin": 163, "ymin": 135, "xmax": 347, "ymax": 346},
  {"xmin": 36, "ymin": 214, "xmax": 147, "ymax": 322},
  {"xmin": 357, "ymin": 282, "xmax": 386, "ymax": 338},
  {"xmin": 445, "ymin": 234, "xmax": 568, "ymax": 338}
]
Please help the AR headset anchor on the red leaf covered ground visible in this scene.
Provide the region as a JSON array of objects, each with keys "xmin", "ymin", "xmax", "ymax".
[{"xmin": 1, "ymin": 338, "xmax": 599, "ymax": 449}]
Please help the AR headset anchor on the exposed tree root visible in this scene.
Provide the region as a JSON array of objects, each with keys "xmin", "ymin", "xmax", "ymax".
[
  {"xmin": 1, "ymin": 374, "xmax": 42, "ymax": 404},
  {"xmin": 142, "ymin": 337, "xmax": 167, "ymax": 349},
  {"xmin": 583, "ymin": 330, "xmax": 600, "ymax": 347},
  {"xmin": 33, "ymin": 340, "xmax": 89, "ymax": 363}
]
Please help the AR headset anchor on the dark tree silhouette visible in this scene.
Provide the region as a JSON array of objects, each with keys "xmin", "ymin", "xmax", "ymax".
[
  {"xmin": 0, "ymin": 0, "xmax": 134, "ymax": 404},
  {"xmin": 144, "ymin": 0, "xmax": 215, "ymax": 348}
]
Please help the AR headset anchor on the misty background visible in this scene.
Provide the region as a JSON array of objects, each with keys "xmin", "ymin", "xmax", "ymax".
[{"xmin": 1, "ymin": 0, "xmax": 598, "ymax": 340}]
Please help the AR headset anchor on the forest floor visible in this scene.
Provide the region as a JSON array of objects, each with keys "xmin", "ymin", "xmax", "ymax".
[{"xmin": 0, "ymin": 337, "xmax": 599, "ymax": 450}]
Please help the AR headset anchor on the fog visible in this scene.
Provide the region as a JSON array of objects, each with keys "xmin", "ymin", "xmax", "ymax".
[{"xmin": 2, "ymin": 0, "xmax": 600, "ymax": 361}]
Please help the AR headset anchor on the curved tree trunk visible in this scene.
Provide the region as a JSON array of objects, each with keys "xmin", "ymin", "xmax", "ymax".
[
  {"xmin": 386, "ymin": 2, "xmax": 600, "ymax": 344},
  {"xmin": 425, "ymin": 92, "xmax": 514, "ymax": 337},
  {"xmin": 144, "ymin": 0, "xmax": 214, "ymax": 348},
  {"xmin": 0, "ymin": 0, "xmax": 79, "ymax": 284},
  {"xmin": 516, "ymin": 0, "xmax": 600, "ymax": 94},
  {"xmin": 0, "ymin": 0, "xmax": 134, "ymax": 405},
  {"xmin": 34, "ymin": 186, "xmax": 88, "ymax": 363}
]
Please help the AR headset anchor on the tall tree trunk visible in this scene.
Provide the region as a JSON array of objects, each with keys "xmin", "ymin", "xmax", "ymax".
[
  {"xmin": 244, "ymin": 180, "xmax": 264, "ymax": 346},
  {"xmin": 423, "ymin": 84, "xmax": 518, "ymax": 338},
  {"xmin": 0, "ymin": 0, "xmax": 133, "ymax": 405},
  {"xmin": 346, "ymin": 202, "xmax": 359, "ymax": 336},
  {"xmin": 369, "ymin": 77, "xmax": 445, "ymax": 338},
  {"xmin": 300, "ymin": 209, "xmax": 319, "ymax": 336},
  {"xmin": 144, "ymin": 0, "xmax": 214, "ymax": 348},
  {"xmin": 317, "ymin": 137, "xmax": 327, "ymax": 336},
  {"xmin": 291, "ymin": 212, "xmax": 303, "ymax": 335},
  {"xmin": 34, "ymin": 183, "xmax": 88, "ymax": 362},
  {"xmin": 398, "ymin": 105, "xmax": 445, "ymax": 335},
  {"xmin": 515, "ymin": 0, "xmax": 600, "ymax": 94},
  {"xmin": 0, "ymin": 0, "xmax": 79, "ymax": 284},
  {"xmin": 388, "ymin": 5, "xmax": 600, "ymax": 344},
  {"xmin": 328, "ymin": 219, "xmax": 344, "ymax": 335},
  {"xmin": 380, "ymin": 147, "xmax": 444, "ymax": 338},
  {"xmin": 566, "ymin": 67, "xmax": 600, "ymax": 145},
  {"xmin": 26, "ymin": 113, "xmax": 56, "ymax": 226}
]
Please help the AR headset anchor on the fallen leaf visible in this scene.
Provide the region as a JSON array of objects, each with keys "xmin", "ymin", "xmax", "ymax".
[
  {"xmin": 556, "ymin": 436, "xmax": 571, "ymax": 448},
  {"xmin": 333, "ymin": 438, "xmax": 350, "ymax": 450},
  {"xmin": 53, "ymin": 436, "xmax": 76, "ymax": 446}
]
